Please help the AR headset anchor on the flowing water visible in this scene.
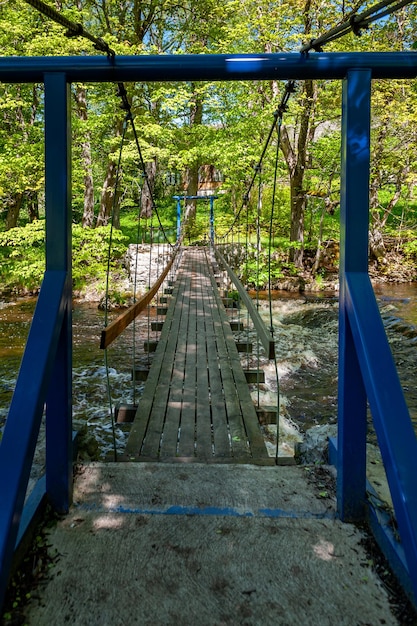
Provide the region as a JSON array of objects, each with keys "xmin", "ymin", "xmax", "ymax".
[{"xmin": 0, "ymin": 282, "xmax": 416, "ymax": 460}]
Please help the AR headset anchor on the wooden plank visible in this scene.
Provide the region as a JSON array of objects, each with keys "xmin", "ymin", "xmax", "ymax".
[
  {"xmin": 176, "ymin": 255, "xmax": 198, "ymax": 458},
  {"xmin": 125, "ymin": 246, "xmax": 269, "ymax": 465},
  {"xmin": 123, "ymin": 275, "xmax": 183, "ymax": 459},
  {"xmin": 160, "ymin": 259, "xmax": 191, "ymax": 458},
  {"xmin": 230, "ymin": 321, "xmax": 245, "ymax": 332},
  {"xmin": 140, "ymin": 272, "xmax": 188, "ymax": 459},
  {"xmin": 214, "ymin": 247, "xmax": 276, "ymax": 359},
  {"xmin": 206, "ymin": 251, "xmax": 269, "ymax": 460},
  {"xmin": 201, "ymin": 262, "xmax": 231, "ymax": 459},
  {"xmin": 203, "ymin": 258, "xmax": 251, "ymax": 460},
  {"xmin": 236, "ymin": 342, "xmax": 253, "ymax": 353},
  {"xmin": 131, "ymin": 367, "xmax": 149, "ymax": 382},
  {"xmin": 244, "ymin": 370, "xmax": 266, "ymax": 384},
  {"xmin": 193, "ymin": 251, "xmax": 214, "ymax": 460},
  {"xmin": 100, "ymin": 248, "xmax": 179, "ymax": 349},
  {"xmin": 144, "ymin": 341, "xmax": 158, "ymax": 353}
]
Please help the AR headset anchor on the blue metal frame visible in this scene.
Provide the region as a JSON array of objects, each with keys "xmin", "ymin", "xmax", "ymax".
[
  {"xmin": 209, "ymin": 197, "xmax": 215, "ymax": 243},
  {"xmin": 337, "ymin": 69, "xmax": 371, "ymax": 521},
  {"xmin": 0, "ymin": 73, "xmax": 72, "ymax": 607},
  {"xmin": 174, "ymin": 196, "xmax": 182, "ymax": 240},
  {"xmin": 0, "ymin": 53, "xmax": 417, "ymax": 82},
  {"xmin": 338, "ymin": 68, "xmax": 417, "ymax": 600},
  {"xmin": 1, "ymin": 52, "xmax": 417, "ymax": 607},
  {"xmin": 44, "ymin": 73, "xmax": 73, "ymax": 513},
  {"xmin": 173, "ymin": 195, "xmax": 217, "ymax": 242}
]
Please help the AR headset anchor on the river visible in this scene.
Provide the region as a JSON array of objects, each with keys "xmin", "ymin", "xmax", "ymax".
[{"xmin": 0, "ymin": 282, "xmax": 416, "ymax": 460}]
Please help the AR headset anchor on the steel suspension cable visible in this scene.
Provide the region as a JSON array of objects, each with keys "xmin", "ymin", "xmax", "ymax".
[
  {"xmin": 103, "ymin": 114, "xmax": 130, "ymax": 462},
  {"xmin": 114, "ymin": 82, "xmax": 174, "ymax": 250},
  {"xmin": 245, "ymin": 82, "xmax": 295, "ymax": 205},
  {"xmin": 24, "ymin": 0, "xmax": 115, "ymax": 55},
  {"xmin": 268, "ymin": 116, "xmax": 284, "ymax": 464},
  {"xmin": 301, "ymin": 0, "xmax": 416, "ymax": 53},
  {"xmin": 256, "ymin": 169, "xmax": 262, "ymax": 410},
  {"xmin": 25, "ymin": 1, "xmax": 173, "ymax": 250},
  {"xmin": 218, "ymin": 81, "xmax": 296, "ymax": 243}
]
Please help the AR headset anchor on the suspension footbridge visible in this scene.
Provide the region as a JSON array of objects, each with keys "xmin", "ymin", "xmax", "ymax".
[
  {"xmin": 122, "ymin": 246, "xmax": 271, "ymax": 465},
  {"xmin": 2, "ymin": 7, "xmax": 417, "ymax": 618}
]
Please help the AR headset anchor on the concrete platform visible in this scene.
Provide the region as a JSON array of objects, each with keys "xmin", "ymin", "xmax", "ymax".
[{"xmin": 23, "ymin": 463, "xmax": 399, "ymax": 625}]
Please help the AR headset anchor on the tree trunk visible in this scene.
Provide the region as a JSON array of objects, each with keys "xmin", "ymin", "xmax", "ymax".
[
  {"xmin": 289, "ymin": 169, "xmax": 306, "ymax": 267},
  {"xmin": 74, "ymin": 85, "xmax": 95, "ymax": 228},
  {"xmin": 184, "ymin": 166, "xmax": 199, "ymax": 221},
  {"xmin": 27, "ymin": 191, "xmax": 39, "ymax": 222},
  {"xmin": 140, "ymin": 160, "xmax": 157, "ymax": 218},
  {"xmin": 280, "ymin": 78, "xmax": 316, "ymax": 269},
  {"xmin": 96, "ymin": 160, "xmax": 117, "ymax": 227},
  {"xmin": 5, "ymin": 193, "xmax": 23, "ymax": 230},
  {"xmin": 184, "ymin": 84, "xmax": 203, "ymax": 227}
]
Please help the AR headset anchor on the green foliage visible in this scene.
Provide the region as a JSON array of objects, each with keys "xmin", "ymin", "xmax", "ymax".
[
  {"xmin": 0, "ymin": 0, "xmax": 417, "ymax": 286},
  {"xmin": 0, "ymin": 220, "xmax": 129, "ymax": 293},
  {"xmin": 72, "ymin": 224, "xmax": 129, "ymax": 290},
  {"xmin": 401, "ymin": 231, "xmax": 417, "ymax": 259},
  {"xmin": 240, "ymin": 248, "xmax": 289, "ymax": 289},
  {"xmin": 0, "ymin": 220, "xmax": 45, "ymax": 290}
]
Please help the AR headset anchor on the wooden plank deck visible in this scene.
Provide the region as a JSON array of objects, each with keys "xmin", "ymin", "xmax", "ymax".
[{"xmin": 123, "ymin": 247, "xmax": 272, "ymax": 465}]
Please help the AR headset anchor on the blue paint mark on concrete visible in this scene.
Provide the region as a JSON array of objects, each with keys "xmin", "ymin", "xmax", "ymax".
[{"xmin": 75, "ymin": 502, "xmax": 336, "ymax": 520}]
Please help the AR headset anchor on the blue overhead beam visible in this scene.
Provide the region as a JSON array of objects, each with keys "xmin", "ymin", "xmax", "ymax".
[{"xmin": 0, "ymin": 52, "xmax": 417, "ymax": 83}]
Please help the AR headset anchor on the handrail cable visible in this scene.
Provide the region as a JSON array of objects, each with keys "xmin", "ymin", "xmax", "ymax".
[
  {"xmin": 301, "ymin": 0, "xmax": 416, "ymax": 53},
  {"xmin": 131, "ymin": 208, "xmax": 143, "ymax": 406}
]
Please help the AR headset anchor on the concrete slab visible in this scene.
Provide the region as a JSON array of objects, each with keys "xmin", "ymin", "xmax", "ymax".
[{"xmin": 23, "ymin": 463, "xmax": 399, "ymax": 625}]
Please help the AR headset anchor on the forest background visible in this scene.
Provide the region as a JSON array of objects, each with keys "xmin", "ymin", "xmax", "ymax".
[{"xmin": 1, "ymin": 0, "xmax": 417, "ymax": 299}]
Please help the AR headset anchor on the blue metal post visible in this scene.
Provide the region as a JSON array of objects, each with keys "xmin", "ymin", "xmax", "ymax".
[
  {"xmin": 209, "ymin": 197, "xmax": 215, "ymax": 243},
  {"xmin": 176, "ymin": 196, "xmax": 181, "ymax": 240},
  {"xmin": 44, "ymin": 73, "xmax": 73, "ymax": 513},
  {"xmin": 337, "ymin": 69, "xmax": 371, "ymax": 522}
]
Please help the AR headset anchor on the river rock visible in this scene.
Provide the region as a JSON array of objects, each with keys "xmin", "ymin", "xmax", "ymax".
[{"xmin": 295, "ymin": 424, "xmax": 337, "ymax": 464}]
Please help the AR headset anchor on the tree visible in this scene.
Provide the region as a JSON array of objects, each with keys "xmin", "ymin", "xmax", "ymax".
[{"xmin": 1, "ymin": 0, "xmax": 417, "ymax": 274}]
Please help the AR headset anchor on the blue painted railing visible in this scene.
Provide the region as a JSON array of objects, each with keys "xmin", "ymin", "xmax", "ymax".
[
  {"xmin": 0, "ymin": 54, "xmax": 417, "ymax": 609},
  {"xmin": 0, "ymin": 73, "xmax": 72, "ymax": 607}
]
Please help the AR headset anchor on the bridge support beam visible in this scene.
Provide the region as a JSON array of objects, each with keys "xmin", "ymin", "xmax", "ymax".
[
  {"xmin": 337, "ymin": 69, "xmax": 371, "ymax": 522},
  {"xmin": 175, "ymin": 196, "xmax": 181, "ymax": 240},
  {"xmin": 44, "ymin": 73, "xmax": 73, "ymax": 514}
]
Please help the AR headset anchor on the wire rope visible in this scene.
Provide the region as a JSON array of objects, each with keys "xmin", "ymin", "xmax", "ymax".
[
  {"xmin": 125, "ymin": 107, "xmax": 174, "ymax": 250},
  {"xmin": 301, "ymin": 0, "xmax": 416, "ymax": 53},
  {"xmin": 103, "ymin": 114, "xmax": 129, "ymax": 462},
  {"xmin": 256, "ymin": 169, "xmax": 262, "ymax": 410},
  {"xmin": 24, "ymin": 0, "xmax": 115, "ymax": 55},
  {"xmin": 268, "ymin": 117, "xmax": 284, "ymax": 465},
  {"xmin": 131, "ymin": 203, "xmax": 143, "ymax": 407},
  {"xmin": 218, "ymin": 82, "xmax": 296, "ymax": 243}
]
